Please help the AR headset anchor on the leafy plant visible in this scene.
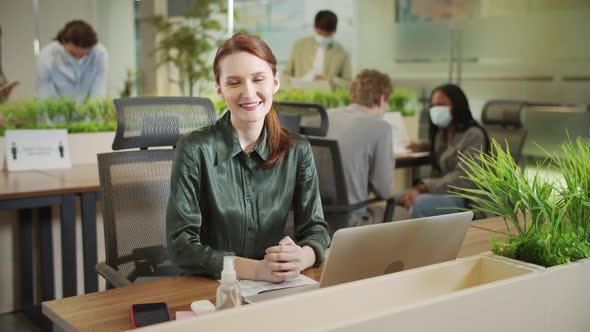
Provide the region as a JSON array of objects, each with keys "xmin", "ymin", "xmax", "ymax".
[
  {"xmin": 0, "ymin": 97, "xmax": 116, "ymax": 136},
  {"xmin": 211, "ymin": 86, "xmax": 418, "ymax": 117},
  {"xmin": 451, "ymin": 138, "xmax": 590, "ymax": 267},
  {"xmin": 389, "ymin": 87, "xmax": 415, "ymax": 116},
  {"xmin": 147, "ymin": 0, "xmax": 226, "ymax": 97},
  {"xmin": 210, "ymin": 88, "xmax": 350, "ymax": 115}
]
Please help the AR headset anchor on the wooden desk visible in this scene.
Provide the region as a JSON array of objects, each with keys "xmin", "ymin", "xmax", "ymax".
[
  {"xmin": 38, "ymin": 164, "xmax": 102, "ymax": 294},
  {"xmin": 394, "ymin": 152, "xmax": 431, "ymax": 169},
  {"xmin": 42, "ymin": 222, "xmax": 499, "ymax": 332},
  {"xmin": 0, "ymin": 164, "xmax": 101, "ymax": 314}
]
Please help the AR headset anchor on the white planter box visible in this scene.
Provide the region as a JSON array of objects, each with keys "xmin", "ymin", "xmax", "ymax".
[
  {"xmin": 542, "ymin": 257, "xmax": 590, "ymax": 332},
  {"xmin": 137, "ymin": 255, "xmax": 542, "ymax": 332}
]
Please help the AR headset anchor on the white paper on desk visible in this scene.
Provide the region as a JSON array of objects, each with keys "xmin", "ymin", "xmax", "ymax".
[
  {"xmin": 4, "ymin": 129, "xmax": 71, "ymax": 171},
  {"xmin": 383, "ymin": 112, "xmax": 410, "ymax": 155},
  {"xmin": 230, "ymin": 274, "xmax": 318, "ymax": 297},
  {"xmin": 289, "ymin": 78, "xmax": 331, "ymax": 91}
]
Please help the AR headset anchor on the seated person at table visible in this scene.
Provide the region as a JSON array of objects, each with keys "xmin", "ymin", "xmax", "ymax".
[
  {"xmin": 397, "ymin": 83, "xmax": 490, "ymax": 218},
  {"xmin": 325, "ymin": 69, "xmax": 394, "ymax": 228},
  {"xmin": 166, "ymin": 33, "xmax": 330, "ymax": 282}
]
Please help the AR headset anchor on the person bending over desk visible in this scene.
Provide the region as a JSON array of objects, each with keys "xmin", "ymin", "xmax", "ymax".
[
  {"xmin": 37, "ymin": 20, "xmax": 108, "ymax": 103},
  {"xmin": 166, "ymin": 33, "xmax": 330, "ymax": 282},
  {"xmin": 397, "ymin": 83, "xmax": 490, "ymax": 218}
]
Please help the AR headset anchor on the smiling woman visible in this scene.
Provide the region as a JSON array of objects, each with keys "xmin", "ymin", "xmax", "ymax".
[{"xmin": 166, "ymin": 33, "xmax": 330, "ymax": 283}]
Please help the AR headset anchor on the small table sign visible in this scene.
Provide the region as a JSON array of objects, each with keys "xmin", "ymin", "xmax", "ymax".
[{"xmin": 4, "ymin": 129, "xmax": 71, "ymax": 171}]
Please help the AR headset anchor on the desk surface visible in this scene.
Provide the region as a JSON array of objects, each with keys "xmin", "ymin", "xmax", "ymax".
[
  {"xmin": 1, "ymin": 153, "xmax": 427, "ymax": 200},
  {"xmin": 43, "ymin": 217, "xmax": 505, "ymax": 332},
  {"xmin": 0, "ymin": 164, "xmax": 99, "ymax": 200}
]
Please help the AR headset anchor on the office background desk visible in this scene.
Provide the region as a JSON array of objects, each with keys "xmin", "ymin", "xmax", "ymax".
[
  {"xmin": 2, "ymin": 153, "xmax": 427, "ymax": 308},
  {"xmin": 0, "ymin": 164, "xmax": 101, "ymax": 324},
  {"xmin": 42, "ymin": 216, "xmax": 508, "ymax": 332}
]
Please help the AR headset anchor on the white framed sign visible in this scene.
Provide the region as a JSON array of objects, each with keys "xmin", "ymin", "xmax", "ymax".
[{"xmin": 4, "ymin": 129, "xmax": 71, "ymax": 171}]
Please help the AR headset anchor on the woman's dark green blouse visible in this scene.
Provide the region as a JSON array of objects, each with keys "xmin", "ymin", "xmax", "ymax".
[{"xmin": 166, "ymin": 112, "xmax": 330, "ymax": 279}]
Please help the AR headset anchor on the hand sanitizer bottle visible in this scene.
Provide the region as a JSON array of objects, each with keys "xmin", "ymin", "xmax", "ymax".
[{"xmin": 216, "ymin": 256, "xmax": 242, "ymax": 310}]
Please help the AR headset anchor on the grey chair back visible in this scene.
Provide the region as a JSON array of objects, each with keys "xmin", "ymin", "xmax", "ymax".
[
  {"xmin": 97, "ymin": 97, "xmax": 217, "ymax": 286},
  {"xmin": 307, "ymin": 138, "xmax": 349, "ymax": 206},
  {"xmin": 275, "ymin": 101, "xmax": 329, "ymax": 136},
  {"xmin": 307, "ymin": 137, "xmax": 394, "ymax": 235},
  {"xmin": 481, "ymin": 100, "xmax": 528, "ymax": 164},
  {"xmin": 112, "ymin": 96, "xmax": 217, "ymax": 150}
]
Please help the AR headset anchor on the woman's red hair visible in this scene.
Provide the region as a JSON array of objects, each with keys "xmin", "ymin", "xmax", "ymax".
[{"xmin": 213, "ymin": 33, "xmax": 292, "ymax": 169}]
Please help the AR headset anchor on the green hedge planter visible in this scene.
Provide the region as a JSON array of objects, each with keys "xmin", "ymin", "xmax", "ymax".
[
  {"xmin": 212, "ymin": 87, "xmax": 416, "ymax": 116},
  {"xmin": 0, "ymin": 97, "xmax": 116, "ymax": 136}
]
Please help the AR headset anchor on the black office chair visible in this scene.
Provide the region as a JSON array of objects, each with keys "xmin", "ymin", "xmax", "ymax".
[
  {"xmin": 96, "ymin": 97, "xmax": 217, "ymax": 288},
  {"xmin": 274, "ymin": 101, "xmax": 329, "ymax": 137},
  {"xmin": 481, "ymin": 100, "xmax": 528, "ymax": 165},
  {"xmin": 307, "ymin": 137, "xmax": 395, "ymax": 236}
]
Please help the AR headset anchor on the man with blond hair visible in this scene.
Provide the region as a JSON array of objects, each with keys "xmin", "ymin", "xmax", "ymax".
[{"xmin": 325, "ymin": 69, "xmax": 395, "ymax": 228}]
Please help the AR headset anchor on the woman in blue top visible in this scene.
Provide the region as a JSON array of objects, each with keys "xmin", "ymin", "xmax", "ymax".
[
  {"xmin": 166, "ymin": 33, "xmax": 330, "ymax": 281},
  {"xmin": 36, "ymin": 20, "xmax": 108, "ymax": 103}
]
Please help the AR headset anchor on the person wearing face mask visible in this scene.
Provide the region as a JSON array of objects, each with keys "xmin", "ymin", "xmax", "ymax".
[
  {"xmin": 167, "ymin": 33, "xmax": 330, "ymax": 282},
  {"xmin": 36, "ymin": 20, "xmax": 108, "ymax": 104},
  {"xmin": 398, "ymin": 83, "xmax": 490, "ymax": 218},
  {"xmin": 283, "ymin": 10, "xmax": 351, "ymax": 89},
  {"xmin": 323, "ymin": 69, "xmax": 394, "ymax": 231}
]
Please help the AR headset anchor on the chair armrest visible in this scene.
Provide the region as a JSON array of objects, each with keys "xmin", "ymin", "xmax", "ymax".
[{"xmin": 96, "ymin": 261, "xmax": 132, "ymax": 288}]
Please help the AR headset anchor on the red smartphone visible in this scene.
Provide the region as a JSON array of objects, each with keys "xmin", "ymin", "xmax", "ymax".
[{"xmin": 130, "ymin": 302, "xmax": 171, "ymax": 329}]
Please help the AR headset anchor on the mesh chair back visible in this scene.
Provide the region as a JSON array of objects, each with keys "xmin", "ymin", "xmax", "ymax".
[
  {"xmin": 486, "ymin": 127, "xmax": 528, "ymax": 164},
  {"xmin": 481, "ymin": 100, "xmax": 528, "ymax": 164},
  {"xmin": 274, "ymin": 101, "xmax": 329, "ymax": 136},
  {"xmin": 97, "ymin": 150, "xmax": 178, "ymax": 282},
  {"xmin": 307, "ymin": 137, "xmax": 348, "ymax": 205},
  {"xmin": 481, "ymin": 100, "xmax": 526, "ymax": 128},
  {"xmin": 99, "ymin": 96, "xmax": 218, "ymax": 284},
  {"xmin": 112, "ymin": 97, "xmax": 217, "ymax": 150}
]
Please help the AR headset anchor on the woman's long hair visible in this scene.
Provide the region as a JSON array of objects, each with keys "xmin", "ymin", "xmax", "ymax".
[
  {"xmin": 427, "ymin": 83, "xmax": 490, "ymax": 171},
  {"xmin": 213, "ymin": 33, "xmax": 291, "ymax": 169}
]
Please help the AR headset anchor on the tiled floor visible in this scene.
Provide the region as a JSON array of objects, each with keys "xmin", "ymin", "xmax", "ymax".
[{"xmin": 0, "ymin": 312, "xmax": 42, "ymax": 332}]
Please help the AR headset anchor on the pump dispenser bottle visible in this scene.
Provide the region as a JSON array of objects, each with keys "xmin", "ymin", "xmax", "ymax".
[{"xmin": 216, "ymin": 256, "xmax": 242, "ymax": 310}]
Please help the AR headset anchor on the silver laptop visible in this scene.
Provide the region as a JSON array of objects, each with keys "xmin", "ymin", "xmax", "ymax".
[{"xmin": 245, "ymin": 211, "xmax": 473, "ymax": 303}]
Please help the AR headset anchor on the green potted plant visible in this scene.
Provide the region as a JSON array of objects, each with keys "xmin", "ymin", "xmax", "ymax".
[
  {"xmin": 451, "ymin": 137, "xmax": 590, "ymax": 267},
  {"xmin": 211, "ymin": 88, "xmax": 350, "ymax": 115},
  {"xmin": 147, "ymin": 0, "xmax": 226, "ymax": 97},
  {"xmin": 389, "ymin": 87, "xmax": 415, "ymax": 116}
]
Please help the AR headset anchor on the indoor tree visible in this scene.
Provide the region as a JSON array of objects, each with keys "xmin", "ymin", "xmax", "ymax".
[{"xmin": 148, "ymin": 0, "xmax": 226, "ymax": 96}]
